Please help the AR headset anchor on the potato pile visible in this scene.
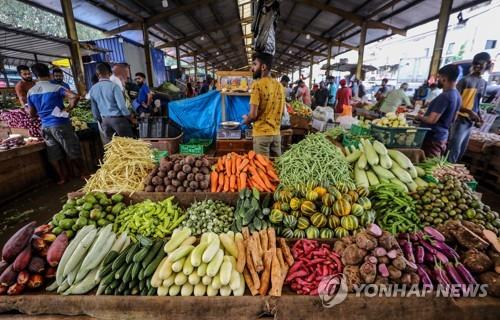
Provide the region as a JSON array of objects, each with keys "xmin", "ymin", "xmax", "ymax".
[{"xmin": 144, "ymin": 156, "xmax": 213, "ymax": 193}]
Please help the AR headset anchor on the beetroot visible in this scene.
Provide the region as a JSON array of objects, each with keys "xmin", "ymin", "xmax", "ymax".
[{"xmin": 2, "ymin": 221, "xmax": 36, "ymax": 263}]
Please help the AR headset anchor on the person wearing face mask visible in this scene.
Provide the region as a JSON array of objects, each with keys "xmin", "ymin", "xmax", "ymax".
[
  {"xmin": 379, "ymin": 82, "xmax": 412, "ymax": 114},
  {"xmin": 15, "ymin": 65, "xmax": 35, "ymax": 107},
  {"xmin": 417, "ymin": 64, "xmax": 461, "ymax": 157},
  {"xmin": 447, "ymin": 52, "xmax": 492, "ymax": 163},
  {"xmin": 50, "ymin": 68, "xmax": 70, "ymax": 90},
  {"xmin": 242, "ymin": 52, "xmax": 284, "ymax": 157}
]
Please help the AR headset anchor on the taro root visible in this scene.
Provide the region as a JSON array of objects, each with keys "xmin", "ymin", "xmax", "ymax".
[
  {"xmin": 392, "ymin": 256, "xmax": 407, "ymax": 271},
  {"xmin": 177, "ymin": 171, "xmax": 186, "ymax": 181},
  {"xmin": 355, "ymin": 232, "xmax": 378, "ymax": 251},
  {"xmin": 155, "ymin": 185, "xmax": 165, "ymax": 192},
  {"xmin": 173, "ymin": 164, "xmax": 182, "ymax": 172},
  {"xmin": 157, "ymin": 170, "xmax": 166, "ymax": 178},
  {"xmin": 191, "ymin": 167, "xmax": 199, "ymax": 174},
  {"xmin": 166, "ymin": 185, "xmax": 176, "ymax": 193},
  {"xmin": 187, "ymin": 173, "xmax": 195, "ymax": 181},
  {"xmin": 177, "ymin": 186, "xmax": 186, "ymax": 192},
  {"xmin": 163, "ymin": 178, "xmax": 171, "ymax": 186},
  {"xmin": 167, "ymin": 171, "xmax": 177, "ymax": 179},
  {"xmin": 341, "ymin": 244, "xmax": 367, "ymax": 265},
  {"xmin": 182, "ymin": 164, "xmax": 192, "ymax": 173},
  {"xmin": 171, "ymin": 180, "xmax": 181, "ymax": 187},
  {"xmin": 333, "ymin": 240, "xmax": 347, "ymax": 256},
  {"xmin": 185, "ymin": 156, "xmax": 195, "ymax": 166},
  {"xmin": 388, "ymin": 265, "xmax": 402, "ymax": 280},
  {"xmin": 145, "ymin": 185, "xmax": 155, "ymax": 192},
  {"xmin": 359, "ymin": 261, "xmax": 377, "ymax": 284},
  {"xmin": 378, "ymin": 231, "xmax": 397, "ymax": 251}
]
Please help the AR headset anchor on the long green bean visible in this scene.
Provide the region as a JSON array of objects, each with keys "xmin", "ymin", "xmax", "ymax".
[{"xmin": 275, "ymin": 133, "xmax": 353, "ymax": 188}]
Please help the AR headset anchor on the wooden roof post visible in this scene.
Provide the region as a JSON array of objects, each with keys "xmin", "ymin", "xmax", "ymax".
[
  {"xmin": 356, "ymin": 22, "xmax": 367, "ymax": 80},
  {"xmin": 204, "ymin": 60, "xmax": 208, "ymax": 79},
  {"xmin": 142, "ymin": 23, "xmax": 153, "ymax": 87},
  {"xmin": 60, "ymin": 0, "xmax": 86, "ymax": 95},
  {"xmin": 194, "ymin": 54, "xmax": 198, "ymax": 82},
  {"xmin": 309, "ymin": 55, "xmax": 314, "ymax": 88},
  {"xmin": 326, "ymin": 42, "xmax": 332, "ymax": 77},
  {"xmin": 175, "ymin": 43, "xmax": 181, "ymax": 78},
  {"xmin": 428, "ymin": 0, "xmax": 453, "ymax": 80}
]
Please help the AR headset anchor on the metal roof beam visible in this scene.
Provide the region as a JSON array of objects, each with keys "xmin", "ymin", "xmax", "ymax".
[
  {"xmin": 279, "ymin": 22, "xmax": 357, "ymax": 50},
  {"xmin": 296, "ymin": 0, "xmax": 406, "ymax": 36},
  {"xmin": 146, "ymin": 0, "xmax": 218, "ymax": 27}
]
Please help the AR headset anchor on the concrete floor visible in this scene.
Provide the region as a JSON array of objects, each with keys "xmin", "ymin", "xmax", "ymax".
[{"xmin": 0, "ymin": 178, "xmax": 84, "ymax": 245}]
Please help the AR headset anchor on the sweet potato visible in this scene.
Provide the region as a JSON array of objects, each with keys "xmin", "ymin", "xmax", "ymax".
[
  {"xmin": 462, "ymin": 249, "xmax": 492, "ymax": 274},
  {"xmin": 342, "ymin": 244, "xmax": 367, "ymax": 265},
  {"xmin": 355, "ymin": 232, "xmax": 378, "ymax": 251},
  {"xmin": 46, "ymin": 233, "xmax": 68, "ymax": 267},
  {"xmin": 2, "ymin": 221, "xmax": 36, "ymax": 263},
  {"xmin": 0, "ymin": 265, "xmax": 18, "ymax": 286},
  {"xmin": 479, "ymin": 272, "xmax": 500, "ymax": 297},
  {"xmin": 28, "ymin": 256, "xmax": 45, "ymax": 274},
  {"xmin": 359, "ymin": 262, "xmax": 377, "ymax": 284},
  {"xmin": 12, "ymin": 246, "xmax": 32, "ymax": 272}
]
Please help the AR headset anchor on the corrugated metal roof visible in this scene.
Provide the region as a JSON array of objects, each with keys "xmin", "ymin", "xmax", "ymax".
[
  {"xmin": 22, "ymin": 0, "xmax": 490, "ymax": 73},
  {"xmin": 0, "ymin": 21, "xmax": 101, "ymax": 66}
]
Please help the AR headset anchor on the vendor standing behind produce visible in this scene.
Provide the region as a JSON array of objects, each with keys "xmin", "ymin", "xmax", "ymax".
[
  {"xmin": 379, "ymin": 83, "xmax": 412, "ymax": 114},
  {"xmin": 14, "ymin": 65, "xmax": 35, "ymax": 107},
  {"xmin": 448, "ymin": 52, "xmax": 491, "ymax": 163},
  {"xmin": 335, "ymin": 79, "xmax": 352, "ymax": 113},
  {"xmin": 243, "ymin": 52, "xmax": 284, "ymax": 157},
  {"xmin": 296, "ymin": 80, "xmax": 312, "ymax": 106},
  {"xmin": 417, "ymin": 64, "xmax": 461, "ymax": 157},
  {"xmin": 27, "ymin": 63, "xmax": 87, "ymax": 184},
  {"xmin": 50, "ymin": 68, "xmax": 70, "ymax": 89},
  {"xmin": 133, "ymin": 72, "xmax": 152, "ymax": 117},
  {"xmin": 89, "ymin": 63, "xmax": 134, "ymax": 144}
]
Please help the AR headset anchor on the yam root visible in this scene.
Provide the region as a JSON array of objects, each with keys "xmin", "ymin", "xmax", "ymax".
[
  {"xmin": 267, "ymin": 228, "xmax": 276, "ymax": 252},
  {"xmin": 279, "ymin": 238, "xmax": 294, "ymax": 267},
  {"xmin": 252, "ymin": 232, "xmax": 263, "ymax": 258},
  {"xmin": 355, "ymin": 232, "xmax": 378, "ymax": 251},
  {"xmin": 276, "ymin": 248, "xmax": 289, "ymax": 279},
  {"xmin": 243, "ymin": 268, "xmax": 259, "ymax": 296},
  {"xmin": 245, "ymin": 240, "xmax": 261, "ymax": 289},
  {"xmin": 259, "ymin": 230, "xmax": 268, "ymax": 252},
  {"xmin": 242, "ymin": 227, "xmax": 250, "ymax": 240},
  {"xmin": 269, "ymin": 252, "xmax": 283, "ymax": 296},
  {"xmin": 342, "ymin": 244, "xmax": 367, "ymax": 266},
  {"xmin": 258, "ymin": 251, "xmax": 273, "ymax": 296},
  {"xmin": 359, "ymin": 262, "xmax": 377, "ymax": 284},
  {"xmin": 249, "ymin": 236, "xmax": 263, "ymax": 272},
  {"xmin": 236, "ymin": 237, "xmax": 246, "ymax": 273}
]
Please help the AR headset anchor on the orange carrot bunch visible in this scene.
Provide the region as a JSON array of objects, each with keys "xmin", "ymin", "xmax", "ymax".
[{"xmin": 211, "ymin": 151, "xmax": 279, "ymax": 192}]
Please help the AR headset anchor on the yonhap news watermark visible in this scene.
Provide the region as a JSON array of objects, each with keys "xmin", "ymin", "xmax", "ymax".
[{"xmin": 318, "ymin": 273, "xmax": 489, "ymax": 308}]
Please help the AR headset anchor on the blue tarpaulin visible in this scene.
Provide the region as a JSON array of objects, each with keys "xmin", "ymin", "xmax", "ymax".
[{"xmin": 168, "ymin": 91, "xmax": 250, "ymax": 141}]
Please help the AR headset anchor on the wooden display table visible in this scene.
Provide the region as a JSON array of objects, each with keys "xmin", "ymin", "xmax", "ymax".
[
  {"xmin": 0, "ymin": 294, "xmax": 498, "ymax": 320},
  {"xmin": 0, "ymin": 142, "xmax": 50, "ymax": 204}
]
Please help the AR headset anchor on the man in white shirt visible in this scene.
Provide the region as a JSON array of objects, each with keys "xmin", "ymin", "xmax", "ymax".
[{"xmin": 425, "ymin": 83, "xmax": 442, "ymax": 106}]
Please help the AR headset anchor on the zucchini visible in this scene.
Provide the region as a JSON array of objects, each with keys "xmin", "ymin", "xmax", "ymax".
[
  {"xmin": 202, "ymin": 237, "xmax": 220, "ymax": 263},
  {"xmin": 197, "ymin": 263, "xmax": 207, "ymax": 277},
  {"xmin": 125, "ymin": 242, "xmax": 140, "ymax": 264},
  {"xmin": 152, "ymin": 257, "xmax": 168, "ymax": 287},
  {"xmin": 131, "ymin": 262, "xmax": 141, "ymax": 280},
  {"xmin": 194, "ymin": 283, "xmax": 206, "ymax": 296},
  {"xmin": 379, "ymin": 153, "xmax": 393, "ymax": 169},
  {"xmin": 416, "ymin": 166, "xmax": 426, "ymax": 177},
  {"xmin": 138, "ymin": 236, "xmax": 153, "ymax": 247},
  {"xmin": 164, "ymin": 228, "xmax": 191, "ymax": 253},
  {"xmin": 163, "ymin": 274, "xmax": 175, "ymax": 288},
  {"xmin": 101, "ymin": 271, "xmax": 116, "ymax": 286},
  {"xmin": 182, "ymin": 253, "xmax": 194, "ymax": 275},
  {"xmin": 133, "ymin": 246, "xmax": 149, "ymax": 263},
  {"xmin": 180, "ymin": 283, "xmax": 193, "ymax": 296},
  {"xmin": 112, "ymin": 243, "xmax": 133, "ymax": 271},
  {"xmin": 158, "ymin": 258, "xmax": 172, "ymax": 280},
  {"xmin": 131, "ymin": 286, "xmax": 139, "ymax": 295},
  {"xmin": 171, "ymin": 258, "xmax": 185, "ymax": 273},
  {"xmin": 190, "ymin": 241, "xmax": 209, "ymax": 267},
  {"xmin": 372, "ymin": 165, "xmax": 396, "ymax": 180},
  {"xmin": 201, "ymin": 275, "xmax": 212, "ymax": 286},
  {"xmin": 206, "ymin": 283, "xmax": 218, "ymax": 296},
  {"xmin": 114, "ymin": 263, "xmax": 128, "ymax": 280},
  {"xmin": 387, "ymin": 149, "xmax": 413, "ymax": 170},
  {"xmin": 188, "ymin": 273, "xmax": 200, "ymax": 285},
  {"xmin": 354, "ymin": 166, "xmax": 369, "ymax": 188},
  {"xmin": 219, "ymin": 257, "xmax": 232, "ymax": 285},
  {"xmin": 362, "ymin": 139, "xmax": 379, "ymax": 166},
  {"xmin": 168, "ymin": 245, "xmax": 194, "ymax": 262},
  {"xmin": 146, "ymin": 279, "xmax": 152, "ymax": 290},
  {"xmin": 69, "ymin": 268, "xmax": 99, "ymax": 295},
  {"xmin": 80, "ymin": 224, "xmax": 114, "ymax": 271},
  {"xmin": 345, "ymin": 149, "xmax": 362, "ymax": 163},
  {"xmin": 366, "ymin": 170, "xmax": 380, "ymax": 186},
  {"xmin": 101, "ymin": 251, "xmax": 119, "ymax": 268},
  {"xmin": 141, "ymin": 240, "xmax": 164, "ymax": 268},
  {"xmin": 357, "ymin": 154, "xmax": 368, "ymax": 170},
  {"xmin": 109, "ymin": 279, "xmax": 120, "ymax": 290},
  {"xmin": 102, "ymin": 232, "xmax": 128, "ymax": 266},
  {"xmin": 390, "ymin": 161, "xmax": 413, "ymax": 184},
  {"xmin": 174, "ymin": 273, "xmax": 187, "ymax": 286},
  {"xmin": 104, "ymin": 285, "xmax": 114, "ymax": 295},
  {"xmin": 158, "ymin": 286, "xmax": 169, "ymax": 296},
  {"xmin": 144, "ymin": 250, "xmax": 166, "ymax": 277},
  {"xmin": 123, "ymin": 289, "xmax": 130, "ymax": 296},
  {"xmin": 168, "ymin": 284, "xmax": 180, "ymax": 296},
  {"xmin": 219, "ymin": 234, "xmax": 238, "ymax": 257},
  {"xmin": 233, "ymin": 273, "xmax": 245, "ymax": 296},
  {"xmin": 229, "ymin": 270, "xmax": 241, "ymax": 291},
  {"xmin": 96, "ymin": 282, "xmax": 107, "ymax": 295},
  {"xmin": 122, "ymin": 263, "xmax": 134, "ymax": 283},
  {"xmin": 372, "ymin": 140, "xmax": 388, "ymax": 155}
]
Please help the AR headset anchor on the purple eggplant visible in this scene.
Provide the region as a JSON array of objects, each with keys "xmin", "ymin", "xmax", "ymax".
[
  {"xmin": 416, "ymin": 246, "xmax": 425, "ymax": 264},
  {"xmin": 455, "ymin": 261, "xmax": 477, "ymax": 285},
  {"xmin": 402, "ymin": 239, "xmax": 416, "ymax": 263},
  {"xmin": 417, "ymin": 265, "xmax": 433, "ymax": 289},
  {"xmin": 424, "ymin": 251, "xmax": 435, "ymax": 264},
  {"xmin": 423, "ymin": 226, "xmax": 445, "ymax": 242},
  {"xmin": 418, "ymin": 236, "xmax": 437, "ymax": 255},
  {"xmin": 434, "ymin": 264, "xmax": 451, "ymax": 287},
  {"xmin": 435, "ymin": 251, "xmax": 449, "ymax": 264},
  {"xmin": 409, "ymin": 232, "xmax": 419, "ymax": 242},
  {"xmin": 445, "ymin": 263, "xmax": 464, "ymax": 285},
  {"xmin": 430, "ymin": 241, "xmax": 460, "ymax": 260}
]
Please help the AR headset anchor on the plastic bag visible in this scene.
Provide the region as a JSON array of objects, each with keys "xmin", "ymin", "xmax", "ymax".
[
  {"xmin": 312, "ymin": 106, "xmax": 334, "ymax": 122},
  {"xmin": 252, "ymin": 0, "xmax": 280, "ymax": 55}
]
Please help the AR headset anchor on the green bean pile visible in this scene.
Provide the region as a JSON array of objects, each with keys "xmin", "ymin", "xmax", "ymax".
[{"xmin": 275, "ymin": 133, "xmax": 353, "ymax": 188}]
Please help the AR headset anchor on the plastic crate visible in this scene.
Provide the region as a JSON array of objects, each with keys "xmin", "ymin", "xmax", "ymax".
[
  {"xmin": 180, "ymin": 139, "xmax": 212, "ymax": 155},
  {"xmin": 466, "ymin": 180, "xmax": 478, "ymax": 191},
  {"xmin": 370, "ymin": 124, "xmax": 430, "ymax": 148},
  {"xmin": 152, "ymin": 149, "xmax": 169, "ymax": 163},
  {"xmin": 350, "ymin": 124, "xmax": 370, "ymax": 136},
  {"xmin": 342, "ymin": 134, "xmax": 362, "ymax": 149}
]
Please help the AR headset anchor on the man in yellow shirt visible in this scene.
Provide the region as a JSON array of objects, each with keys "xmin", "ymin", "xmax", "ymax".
[{"xmin": 243, "ymin": 52, "xmax": 284, "ymax": 157}]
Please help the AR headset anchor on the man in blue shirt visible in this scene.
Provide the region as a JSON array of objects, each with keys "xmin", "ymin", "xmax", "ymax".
[
  {"xmin": 327, "ymin": 76, "xmax": 338, "ymax": 108},
  {"xmin": 89, "ymin": 63, "xmax": 134, "ymax": 144},
  {"xmin": 417, "ymin": 64, "xmax": 461, "ymax": 157},
  {"xmin": 133, "ymin": 72, "xmax": 151, "ymax": 116},
  {"xmin": 50, "ymin": 68, "xmax": 70, "ymax": 90},
  {"xmin": 27, "ymin": 63, "xmax": 86, "ymax": 184}
]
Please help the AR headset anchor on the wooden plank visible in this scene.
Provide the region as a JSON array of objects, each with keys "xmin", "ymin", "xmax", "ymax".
[
  {"xmin": 0, "ymin": 142, "xmax": 46, "ymax": 162},
  {"xmin": 0, "ymin": 294, "xmax": 498, "ymax": 320}
]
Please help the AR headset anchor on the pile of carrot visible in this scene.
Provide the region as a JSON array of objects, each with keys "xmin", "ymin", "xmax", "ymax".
[
  {"xmin": 234, "ymin": 227, "xmax": 294, "ymax": 296},
  {"xmin": 210, "ymin": 151, "xmax": 279, "ymax": 193}
]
